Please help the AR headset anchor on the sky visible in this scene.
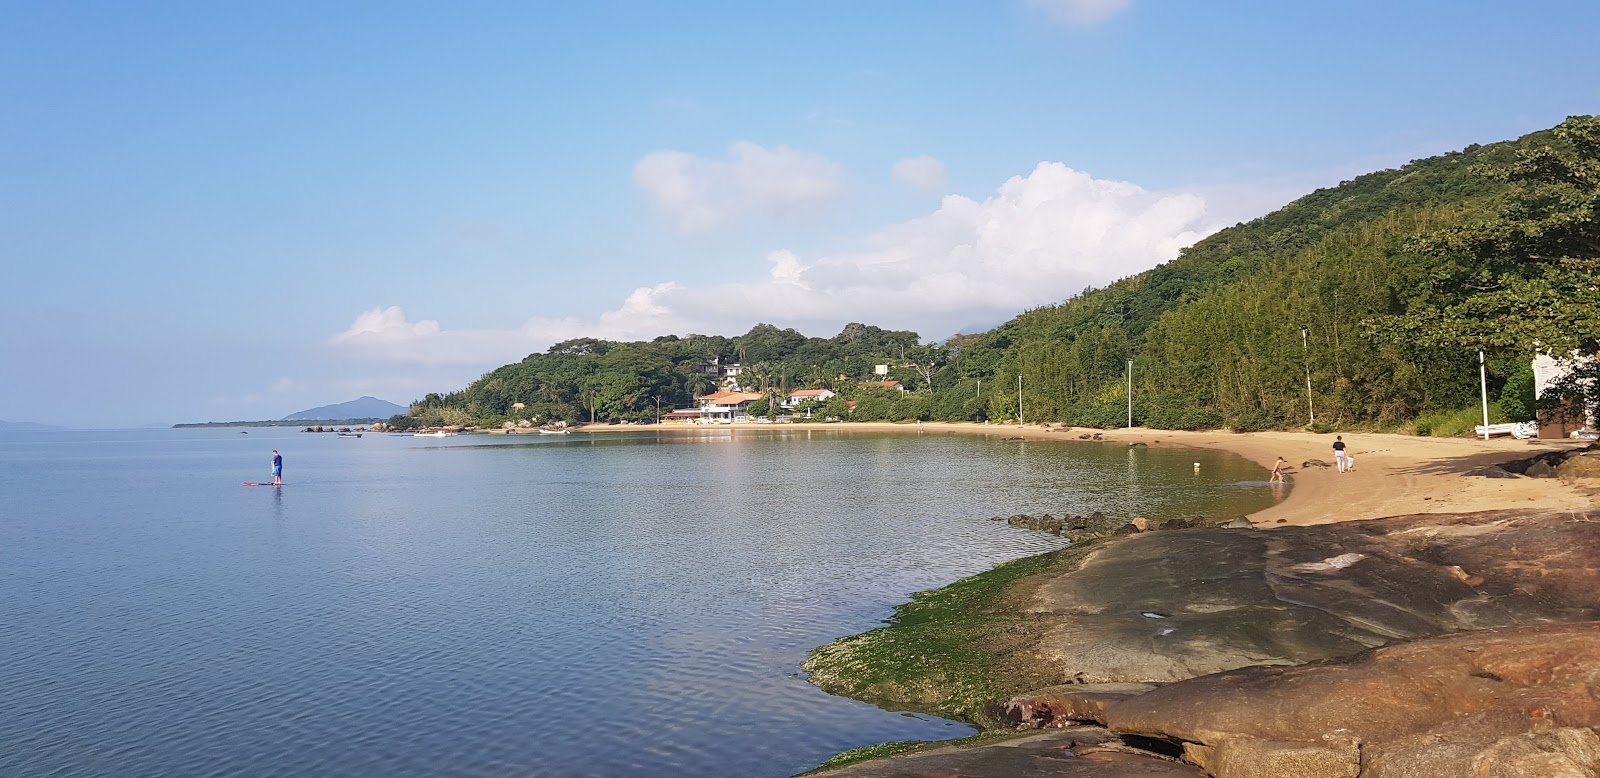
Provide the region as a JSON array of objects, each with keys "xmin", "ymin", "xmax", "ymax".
[{"xmin": 3, "ymin": 1, "xmax": 1598, "ymax": 427}]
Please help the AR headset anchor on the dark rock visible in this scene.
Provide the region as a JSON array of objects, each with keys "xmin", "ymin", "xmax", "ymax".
[
  {"xmin": 1465, "ymin": 465, "xmax": 1521, "ymax": 478},
  {"xmin": 1156, "ymin": 518, "xmax": 1196, "ymax": 531},
  {"xmin": 1128, "ymin": 442, "xmax": 1148, "ymax": 448},
  {"xmin": 1524, "ymin": 460, "xmax": 1557, "ymax": 478},
  {"xmin": 1115, "ymin": 523, "xmax": 1143, "ymax": 535},
  {"xmin": 1302, "ymin": 459, "xmax": 1332, "ymax": 468},
  {"xmin": 810, "ymin": 726, "xmax": 1203, "ymax": 777},
  {"xmin": 1092, "ymin": 432, "xmax": 1104, "ymax": 440}
]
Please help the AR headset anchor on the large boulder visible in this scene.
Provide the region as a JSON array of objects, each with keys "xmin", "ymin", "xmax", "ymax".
[
  {"xmin": 1021, "ymin": 509, "xmax": 1600, "ymax": 684},
  {"xmin": 1103, "ymin": 623, "xmax": 1600, "ymax": 777}
]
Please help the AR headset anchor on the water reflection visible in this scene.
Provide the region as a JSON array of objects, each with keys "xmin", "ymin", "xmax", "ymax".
[{"xmin": 0, "ymin": 428, "xmax": 1283, "ymax": 778}]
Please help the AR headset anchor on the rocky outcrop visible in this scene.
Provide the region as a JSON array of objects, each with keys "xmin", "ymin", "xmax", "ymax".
[
  {"xmin": 1497, "ymin": 443, "xmax": 1600, "ymax": 479},
  {"xmin": 811, "ymin": 727, "xmax": 1203, "ymax": 777},
  {"xmin": 1104, "ymin": 623, "xmax": 1600, "ymax": 777},
  {"xmin": 1019, "ymin": 509, "xmax": 1600, "ymax": 685},
  {"xmin": 992, "ymin": 512, "xmax": 1236, "ymax": 539},
  {"xmin": 808, "ymin": 509, "xmax": 1600, "ymax": 777}
]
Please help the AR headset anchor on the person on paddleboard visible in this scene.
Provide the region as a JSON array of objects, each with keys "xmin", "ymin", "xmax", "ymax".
[{"xmin": 271, "ymin": 450, "xmax": 283, "ymax": 485}]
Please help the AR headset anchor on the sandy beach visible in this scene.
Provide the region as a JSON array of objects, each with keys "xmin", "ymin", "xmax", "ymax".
[{"xmin": 576, "ymin": 421, "xmax": 1596, "ymax": 525}]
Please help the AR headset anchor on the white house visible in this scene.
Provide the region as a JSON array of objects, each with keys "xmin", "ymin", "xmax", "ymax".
[
  {"xmin": 1533, "ymin": 353, "xmax": 1598, "ymax": 438},
  {"xmin": 783, "ymin": 388, "xmax": 835, "ymax": 408},
  {"xmin": 696, "ymin": 391, "xmax": 764, "ymax": 423}
]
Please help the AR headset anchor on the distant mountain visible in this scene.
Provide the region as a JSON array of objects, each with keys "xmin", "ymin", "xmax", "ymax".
[
  {"xmin": 282, "ymin": 397, "xmax": 405, "ymax": 421},
  {"xmin": 0, "ymin": 420, "xmax": 65, "ymax": 431}
]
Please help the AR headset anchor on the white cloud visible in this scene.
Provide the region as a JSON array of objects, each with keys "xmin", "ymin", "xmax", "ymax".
[
  {"xmin": 892, "ymin": 155, "xmax": 947, "ymax": 193},
  {"xmin": 1027, "ymin": 0, "xmax": 1131, "ymax": 26},
  {"xmin": 334, "ymin": 162, "xmax": 1214, "ymax": 367},
  {"xmin": 632, "ymin": 141, "xmax": 845, "ymax": 234}
]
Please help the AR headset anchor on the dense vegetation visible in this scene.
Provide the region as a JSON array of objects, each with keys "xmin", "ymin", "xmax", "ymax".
[{"xmin": 396, "ymin": 117, "xmax": 1598, "ymax": 432}]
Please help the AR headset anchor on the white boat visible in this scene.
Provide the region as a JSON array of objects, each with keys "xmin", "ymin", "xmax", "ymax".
[
  {"xmin": 415, "ymin": 430, "xmax": 458, "ymax": 437},
  {"xmin": 537, "ymin": 428, "xmax": 571, "ymax": 435}
]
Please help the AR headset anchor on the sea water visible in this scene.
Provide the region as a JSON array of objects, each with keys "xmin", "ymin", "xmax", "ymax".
[{"xmin": 0, "ymin": 427, "xmax": 1281, "ymax": 777}]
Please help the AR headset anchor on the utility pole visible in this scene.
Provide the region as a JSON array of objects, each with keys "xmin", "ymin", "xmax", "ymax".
[
  {"xmin": 1301, "ymin": 327, "xmax": 1315, "ymax": 425},
  {"xmin": 1127, "ymin": 359, "xmax": 1133, "ymax": 429},
  {"xmin": 976, "ymin": 378, "xmax": 981, "ymax": 399},
  {"xmin": 1479, "ymin": 351, "xmax": 1490, "ymax": 440},
  {"xmin": 1017, "ymin": 375, "xmax": 1024, "ymax": 426}
]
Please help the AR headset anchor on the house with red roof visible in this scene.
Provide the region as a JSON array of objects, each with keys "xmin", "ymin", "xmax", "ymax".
[
  {"xmin": 782, "ymin": 388, "xmax": 835, "ymax": 408},
  {"xmin": 696, "ymin": 391, "xmax": 765, "ymax": 423}
]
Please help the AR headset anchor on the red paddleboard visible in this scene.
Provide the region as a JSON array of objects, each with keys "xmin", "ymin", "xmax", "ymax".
[{"xmin": 242, "ymin": 482, "xmax": 283, "ymax": 486}]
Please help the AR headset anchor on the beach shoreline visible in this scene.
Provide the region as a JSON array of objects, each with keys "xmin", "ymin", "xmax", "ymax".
[{"xmin": 571, "ymin": 421, "xmax": 1595, "ymax": 526}]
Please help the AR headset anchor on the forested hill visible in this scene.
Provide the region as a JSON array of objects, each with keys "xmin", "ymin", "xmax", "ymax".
[{"xmin": 398, "ymin": 116, "xmax": 1598, "ymax": 432}]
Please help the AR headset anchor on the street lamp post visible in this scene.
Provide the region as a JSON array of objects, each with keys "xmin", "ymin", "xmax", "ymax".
[
  {"xmin": 1301, "ymin": 327, "xmax": 1315, "ymax": 425},
  {"xmin": 653, "ymin": 396, "xmax": 661, "ymax": 425}
]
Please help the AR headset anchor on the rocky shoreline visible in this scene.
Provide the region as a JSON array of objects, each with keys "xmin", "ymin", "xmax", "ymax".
[{"xmin": 799, "ymin": 442, "xmax": 1600, "ymax": 777}]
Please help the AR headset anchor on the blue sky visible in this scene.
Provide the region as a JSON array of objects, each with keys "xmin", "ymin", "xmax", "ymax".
[{"xmin": 4, "ymin": 0, "xmax": 1597, "ymax": 426}]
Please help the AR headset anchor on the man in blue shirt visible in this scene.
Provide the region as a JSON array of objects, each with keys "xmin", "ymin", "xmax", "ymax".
[{"xmin": 272, "ymin": 450, "xmax": 283, "ymax": 485}]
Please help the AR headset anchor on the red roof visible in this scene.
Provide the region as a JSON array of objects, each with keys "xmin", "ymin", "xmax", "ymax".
[
  {"xmin": 697, "ymin": 391, "xmax": 764, "ymax": 404},
  {"xmin": 872, "ymin": 380, "xmax": 901, "ymax": 388}
]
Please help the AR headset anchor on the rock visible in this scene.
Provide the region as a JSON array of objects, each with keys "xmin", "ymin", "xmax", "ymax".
[
  {"xmin": 1128, "ymin": 442, "xmax": 1148, "ymax": 448},
  {"xmin": 1093, "ymin": 432, "xmax": 1104, "ymax": 440},
  {"xmin": 1466, "ymin": 465, "xmax": 1521, "ymax": 478},
  {"xmin": 1004, "ymin": 683, "xmax": 1160, "ymax": 729},
  {"xmin": 1008, "ymin": 514, "xmax": 1065, "ymax": 534},
  {"xmin": 1185, "ymin": 736, "xmax": 1360, "ymax": 778},
  {"xmin": 1104, "ymin": 623, "xmax": 1600, "ymax": 778},
  {"xmin": 1222, "ymin": 517, "xmax": 1254, "ymax": 529},
  {"xmin": 1558, "ymin": 452, "xmax": 1600, "ymax": 480},
  {"xmin": 1130, "ymin": 517, "xmax": 1151, "ymax": 532},
  {"xmin": 1156, "ymin": 518, "xmax": 1196, "ymax": 531},
  {"xmin": 1020, "ymin": 509, "xmax": 1600, "ymax": 686},
  {"xmin": 1302, "ymin": 459, "xmax": 1332, "ymax": 468},
  {"xmin": 808, "ymin": 727, "xmax": 1203, "ymax": 777},
  {"xmin": 1115, "ymin": 523, "xmax": 1143, "ymax": 535},
  {"xmin": 1079, "ymin": 433, "xmax": 1093, "ymax": 439},
  {"xmin": 1525, "ymin": 460, "xmax": 1558, "ymax": 478}
]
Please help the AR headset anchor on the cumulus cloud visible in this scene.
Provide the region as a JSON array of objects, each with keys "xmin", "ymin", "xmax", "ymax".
[
  {"xmin": 892, "ymin": 155, "xmax": 947, "ymax": 193},
  {"xmin": 1027, "ymin": 0, "xmax": 1131, "ymax": 26},
  {"xmin": 334, "ymin": 163, "xmax": 1214, "ymax": 367},
  {"xmin": 632, "ymin": 141, "xmax": 845, "ymax": 233}
]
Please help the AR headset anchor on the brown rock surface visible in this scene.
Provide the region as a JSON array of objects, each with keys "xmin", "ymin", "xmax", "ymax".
[
  {"xmin": 1019, "ymin": 509, "xmax": 1600, "ymax": 684},
  {"xmin": 1103, "ymin": 622, "xmax": 1600, "ymax": 777},
  {"xmin": 811, "ymin": 728, "xmax": 1202, "ymax": 777},
  {"xmin": 1003, "ymin": 683, "xmax": 1159, "ymax": 729}
]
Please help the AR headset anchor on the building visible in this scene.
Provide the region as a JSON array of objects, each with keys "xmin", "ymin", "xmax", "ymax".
[
  {"xmin": 1534, "ymin": 353, "xmax": 1598, "ymax": 439},
  {"xmin": 783, "ymin": 388, "xmax": 835, "ymax": 408},
  {"xmin": 696, "ymin": 391, "xmax": 765, "ymax": 423}
]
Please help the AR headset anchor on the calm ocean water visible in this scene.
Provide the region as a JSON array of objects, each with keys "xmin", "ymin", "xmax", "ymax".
[{"xmin": 1, "ymin": 427, "xmax": 1281, "ymax": 777}]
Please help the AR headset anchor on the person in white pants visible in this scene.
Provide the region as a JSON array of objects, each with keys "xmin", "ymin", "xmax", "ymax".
[{"xmin": 1333, "ymin": 435, "xmax": 1349, "ymax": 473}]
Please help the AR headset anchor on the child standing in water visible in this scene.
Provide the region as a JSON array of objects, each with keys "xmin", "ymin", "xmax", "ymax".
[{"xmin": 1270, "ymin": 456, "xmax": 1289, "ymax": 482}]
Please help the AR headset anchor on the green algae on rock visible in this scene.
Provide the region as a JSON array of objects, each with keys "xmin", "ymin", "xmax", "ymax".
[{"xmin": 803, "ymin": 541, "xmax": 1109, "ymax": 726}]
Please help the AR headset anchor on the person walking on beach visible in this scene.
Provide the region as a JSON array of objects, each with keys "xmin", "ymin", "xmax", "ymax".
[
  {"xmin": 1270, "ymin": 456, "xmax": 1289, "ymax": 483},
  {"xmin": 1332, "ymin": 436, "xmax": 1348, "ymax": 473},
  {"xmin": 271, "ymin": 450, "xmax": 283, "ymax": 485}
]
